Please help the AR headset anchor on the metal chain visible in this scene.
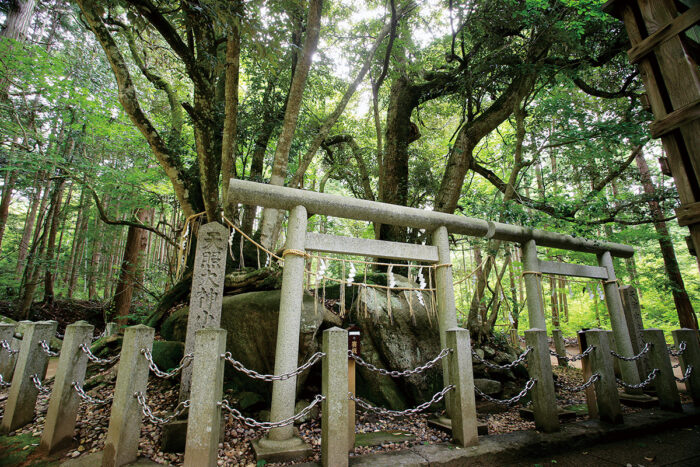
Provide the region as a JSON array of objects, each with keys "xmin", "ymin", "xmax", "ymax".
[
  {"xmin": 549, "ymin": 346, "xmax": 595, "ymax": 362},
  {"xmin": 668, "ymin": 341, "xmax": 686, "ymax": 357},
  {"xmin": 56, "ymin": 332, "xmax": 64, "ymax": 339},
  {"xmin": 0, "ymin": 373, "xmax": 11, "ymax": 387},
  {"xmin": 0, "ymin": 339, "xmax": 18, "ymax": 355},
  {"xmin": 80, "ymin": 343, "xmax": 119, "ymax": 365},
  {"xmin": 134, "ymin": 391, "xmax": 190, "ymax": 425},
  {"xmin": 349, "ymin": 348, "xmax": 451, "ymax": 377},
  {"xmin": 141, "ymin": 349, "xmax": 193, "ymax": 378},
  {"xmin": 92, "ymin": 329, "xmax": 107, "ymax": 342},
  {"xmin": 555, "ymin": 373, "xmax": 600, "ymax": 392},
  {"xmin": 675, "ymin": 365, "xmax": 693, "ymax": 383},
  {"xmin": 610, "ymin": 342, "xmax": 650, "ymax": 362},
  {"xmin": 72, "ymin": 382, "xmax": 110, "ymax": 405},
  {"xmin": 616, "ymin": 368, "xmax": 659, "ymax": 389},
  {"xmin": 471, "ymin": 347, "xmax": 532, "ymax": 370},
  {"xmin": 219, "ymin": 394, "xmax": 325, "ymax": 429},
  {"xmin": 39, "ymin": 340, "xmax": 60, "ymax": 357},
  {"xmin": 474, "ymin": 378, "xmax": 536, "ymax": 406},
  {"xmin": 31, "ymin": 374, "xmax": 51, "ymax": 394},
  {"xmin": 350, "ymin": 385, "xmax": 455, "ymax": 416},
  {"xmin": 221, "ymin": 351, "xmax": 325, "ymax": 382}
]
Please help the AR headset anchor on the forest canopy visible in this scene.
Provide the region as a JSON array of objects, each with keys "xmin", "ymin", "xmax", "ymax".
[{"xmin": 0, "ymin": 0, "xmax": 697, "ymax": 336}]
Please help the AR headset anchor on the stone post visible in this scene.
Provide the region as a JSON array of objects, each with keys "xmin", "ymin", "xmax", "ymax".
[
  {"xmin": 446, "ymin": 328, "xmax": 478, "ymax": 447},
  {"xmin": 40, "ymin": 321, "xmax": 94, "ymax": 453},
  {"xmin": 524, "ymin": 329, "xmax": 559, "ymax": 433},
  {"xmin": 522, "ymin": 240, "xmax": 547, "ymax": 330},
  {"xmin": 597, "ymin": 251, "xmax": 642, "ymax": 392},
  {"xmin": 584, "ymin": 330, "xmax": 623, "ymax": 424},
  {"xmin": 432, "ymin": 226, "xmax": 459, "ymax": 403},
  {"xmin": 184, "ymin": 328, "xmax": 226, "ymax": 467},
  {"xmin": 104, "ymin": 322, "xmax": 119, "ymax": 337},
  {"xmin": 672, "ymin": 329, "xmax": 700, "ymax": 405},
  {"xmin": 0, "ymin": 322, "xmax": 17, "ymax": 383},
  {"xmin": 102, "ymin": 325, "xmax": 154, "ymax": 467},
  {"xmin": 641, "ymin": 329, "xmax": 681, "ymax": 412},
  {"xmin": 1, "ymin": 320, "xmax": 57, "ymax": 434},
  {"xmin": 552, "ymin": 329, "xmax": 567, "ymax": 367},
  {"xmin": 577, "ymin": 330, "xmax": 598, "ymax": 419},
  {"xmin": 266, "ymin": 206, "xmax": 308, "ymax": 442},
  {"xmin": 620, "ymin": 286, "xmax": 649, "ymax": 377},
  {"xmin": 180, "ymin": 221, "xmax": 228, "ymax": 401},
  {"xmin": 322, "ymin": 327, "xmax": 348, "ymax": 467}
]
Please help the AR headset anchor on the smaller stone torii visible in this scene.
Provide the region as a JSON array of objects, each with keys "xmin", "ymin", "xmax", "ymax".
[{"xmin": 226, "ymin": 178, "xmax": 640, "ymax": 460}]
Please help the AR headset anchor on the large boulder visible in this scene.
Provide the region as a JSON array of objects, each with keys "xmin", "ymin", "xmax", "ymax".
[
  {"xmin": 161, "ymin": 289, "xmax": 341, "ymax": 398},
  {"xmin": 349, "ymin": 274, "xmax": 444, "ymax": 410}
]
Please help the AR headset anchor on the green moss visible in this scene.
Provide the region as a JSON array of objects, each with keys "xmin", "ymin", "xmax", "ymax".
[
  {"xmin": 160, "ymin": 307, "xmax": 189, "ymax": 342},
  {"xmin": 0, "ymin": 433, "xmax": 58, "ymax": 466},
  {"xmin": 151, "ymin": 340, "xmax": 184, "ymax": 370}
]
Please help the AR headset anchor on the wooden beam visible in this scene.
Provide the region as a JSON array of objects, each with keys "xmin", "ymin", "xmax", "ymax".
[
  {"xmin": 676, "ymin": 201, "xmax": 700, "ymax": 227},
  {"xmin": 650, "ymin": 98, "xmax": 700, "ymax": 138},
  {"xmin": 628, "ymin": 5, "xmax": 700, "ymax": 64},
  {"xmin": 538, "ymin": 260, "xmax": 608, "ymax": 280},
  {"xmin": 305, "ymin": 232, "xmax": 439, "ymax": 263}
]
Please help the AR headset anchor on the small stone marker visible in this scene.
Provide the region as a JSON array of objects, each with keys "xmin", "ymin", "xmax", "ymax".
[
  {"xmin": 322, "ymin": 327, "xmax": 348, "ymax": 467},
  {"xmin": 446, "ymin": 327, "xmax": 478, "ymax": 447},
  {"xmin": 1, "ymin": 320, "xmax": 58, "ymax": 434},
  {"xmin": 184, "ymin": 328, "xmax": 227, "ymax": 467},
  {"xmin": 41, "ymin": 321, "xmax": 94, "ymax": 453},
  {"xmin": 524, "ymin": 329, "xmax": 559, "ymax": 433},
  {"xmin": 0, "ymin": 322, "xmax": 17, "ymax": 383},
  {"xmin": 584, "ymin": 329, "xmax": 623, "ymax": 424},
  {"xmin": 102, "ymin": 324, "xmax": 154, "ymax": 467},
  {"xmin": 180, "ymin": 221, "xmax": 229, "ymax": 401},
  {"xmin": 642, "ymin": 329, "xmax": 681, "ymax": 412},
  {"xmin": 672, "ymin": 328, "xmax": 700, "ymax": 405}
]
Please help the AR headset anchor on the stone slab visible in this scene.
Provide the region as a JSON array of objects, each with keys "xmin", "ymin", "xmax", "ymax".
[
  {"xmin": 427, "ymin": 417, "xmax": 488, "ymax": 435},
  {"xmin": 619, "ymin": 392, "xmax": 658, "ymax": 408},
  {"xmin": 354, "ymin": 430, "xmax": 417, "ymax": 447},
  {"xmin": 518, "ymin": 407, "xmax": 577, "ymax": 422},
  {"xmin": 61, "ymin": 451, "xmax": 164, "ymax": 466}
]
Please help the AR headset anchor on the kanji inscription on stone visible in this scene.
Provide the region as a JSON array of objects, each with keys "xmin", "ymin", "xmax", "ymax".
[{"xmin": 179, "ymin": 221, "xmax": 229, "ymax": 400}]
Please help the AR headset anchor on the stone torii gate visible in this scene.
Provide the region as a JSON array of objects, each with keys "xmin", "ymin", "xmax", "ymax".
[{"xmin": 226, "ymin": 178, "xmax": 640, "ymax": 460}]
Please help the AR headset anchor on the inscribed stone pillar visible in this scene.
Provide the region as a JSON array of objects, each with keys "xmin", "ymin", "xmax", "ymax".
[
  {"xmin": 184, "ymin": 328, "xmax": 227, "ymax": 467},
  {"xmin": 432, "ymin": 226, "xmax": 459, "ymax": 405},
  {"xmin": 598, "ymin": 251, "xmax": 642, "ymax": 392},
  {"xmin": 522, "ymin": 240, "xmax": 547, "ymax": 330},
  {"xmin": 0, "ymin": 323, "xmax": 17, "ymax": 383},
  {"xmin": 552, "ymin": 329, "xmax": 567, "ymax": 367},
  {"xmin": 102, "ymin": 325, "xmax": 154, "ymax": 467},
  {"xmin": 180, "ymin": 221, "xmax": 229, "ymax": 401},
  {"xmin": 619, "ymin": 286, "xmax": 649, "ymax": 377},
  {"xmin": 41, "ymin": 321, "xmax": 94, "ymax": 453},
  {"xmin": 1, "ymin": 320, "xmax": 58, "ymax": 434}
]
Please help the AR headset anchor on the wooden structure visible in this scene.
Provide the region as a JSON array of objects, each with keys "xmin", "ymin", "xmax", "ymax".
[{"xmin": 604, "ymin": 0, "xmax": 700, "ymax": 268}]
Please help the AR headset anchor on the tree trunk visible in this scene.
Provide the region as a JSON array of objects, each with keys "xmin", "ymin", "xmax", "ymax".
[
  {"xmin": 112, "ymin": 208, "xmax": 150, "ymax": 325},
  {"xmin": 635, "ymin": 151, "xmax": 698, "ymax": 329},
  {"xmin": 259, "ymin": 0, "xmax": 323, "ymax": 248},
  {"xmin": 42, "ymin": 178, "xmax": 67, "ymax": 304},
  {"xmin": 87, "ymin": 212, "xmax": 103, "ymax": 300},
  {"xmin": 221, "ymin": 17, "xmax": 240, "ymax": 218},
  {"xmin": 1, "ymin": 0, "xmax": 36, "ymax": 41},
  {"xmin": 67, "ymin": 187, "xmax": 90, "ymax": 298},
  {"xmin": 0, "ymin": 169, "xmax": 18, "ymax": 253},
  {"xmin": 16, "ymin": 172, "xmax": 43, "ymax": 276}
]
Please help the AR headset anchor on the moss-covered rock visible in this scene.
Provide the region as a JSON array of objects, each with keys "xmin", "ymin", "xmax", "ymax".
[{"xmin": 151, "ymin": 340, "xmax": 185, "ymax": 371}]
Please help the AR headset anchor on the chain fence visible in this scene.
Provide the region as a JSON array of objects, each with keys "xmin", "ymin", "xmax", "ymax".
[
  {"xmin": 39, "ymin": 340, "xmax": 59, "ymax": 357},
  {"xmin": 616, "ymin": 368, "xmax": 659, "ymax": 389},
  {"xmin": 471, "ymin": 347, "xmax": 531, "ymax": 370},
  {"xmin": 221, "ymin": 351, "xmax": 324, "ymax": 382},
  {"xmin": 350, "ymin": 385, "xmax": 454, "ymax": 416},
  {"xmin": 668, "ymin": 341, "xmax": 686, "ymax": 357},
  {"xmin": 135, "ymin": 392, "xmax": 190, "ymax": 425},
  {"xmin": 219, "ymin": 394, "xmax": 325, "ymax": 429},
  {"xmin": 31, "ymin": 374, "xmax": 51, "ymax": 394},
  {"xmin": 72, "ymin": 382, "xmax": 111, "ymax": 405},
  {"xmin": 549, "ymin": 346, "xmax": 595, "ymax": 362},
  {"xmin": 675, "ymin": 365, "xmax": 693, "ymax": 383},
  {"xmin": 474, "ymin": 378, "xmax": 536, "ymax": 406},
  {"xmin": 0, "ymin": 339, "xmax": 18, "ymax": 355},
  {"xmin": 555, "ymin": 373, "xmax": 600, "ymax": 393},
  {"xmin": 141, "ymin": 349, "xmax": 193, "ymax": 378},
  {"xmin": 610, "ymin": 342, "xmax": 650, "ymax": 362},
  {"xmin": 0, "ymin": 374, "xmax": 11, "ymax": 387},
  {"xmin": 348, "ymin": 348, "xmax": 450, "ymax": 377},
  {"xmin": 80, "ymin": 344, "xmax": 120, "ymax": 365}
]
